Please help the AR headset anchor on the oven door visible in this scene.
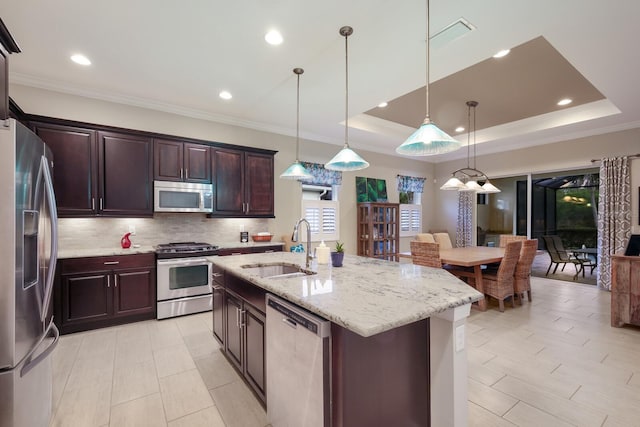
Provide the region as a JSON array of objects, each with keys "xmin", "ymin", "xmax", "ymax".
[{"xmin": 157, "ymin": 257, "xmax": 212, "ymax": 301}]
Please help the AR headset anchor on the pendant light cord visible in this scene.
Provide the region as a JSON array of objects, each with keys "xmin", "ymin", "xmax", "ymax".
[
  {"xmin": 296, "ymin": 71, "xmax": 300, "ymax": 161},
  {"xmin": 425, "ymin": 0, "xmax": 430, "ymax": 123},
  {"xmin": 467, "ymin": 103, "xmax": 471, "ymax": 169},
  {"xmin": 472, "ymin": 101, "xmax": 477, "ymax": 170},
  {"xmin": 344, "ymin": 29, "xmax": 350, "ymax": 148}
]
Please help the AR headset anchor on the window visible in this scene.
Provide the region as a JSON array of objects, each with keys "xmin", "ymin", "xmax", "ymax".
[
  {"xmin": 302, "ymin": 200, "xmax": 339, "ymax": 242},
  {"xmin": 399, "ymin": 204, "xmax": 422, "ymax": 237}
]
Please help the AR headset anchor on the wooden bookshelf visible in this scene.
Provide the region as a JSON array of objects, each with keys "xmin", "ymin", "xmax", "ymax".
[{"xmin": 357, "ymin": 202, "xmax": 399, "ymax": 261}]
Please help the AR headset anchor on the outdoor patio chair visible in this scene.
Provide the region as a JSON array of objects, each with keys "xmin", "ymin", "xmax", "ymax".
[{"xmin": 542, "ymin": 235, "xmax": 590, "ymax": 279}]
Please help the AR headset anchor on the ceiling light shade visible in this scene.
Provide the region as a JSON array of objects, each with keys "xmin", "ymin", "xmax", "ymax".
[
  {"xmin": 464, "ymin": 180, "xmax": 483, "ymax": 191},
  {"xmin": 480, "ymin": 181, "xmax": 501, "ymax": 193},
  {"xmin": 280, "ymin": 68, "xmax": 313, "ymax": 180},
  {"xmin": 280, "ymin": 161, "xmax": 313, "ymax": 180},
  {"xmin": 396, "ymin": 0, "xmax": 460, "ymax": 157},
  {"xmin": 325, "ymin": 26, "xmax": 369, "ymax": 172},
  {"xmin": 440, "ymin": 176, "xmax": 466, "ymax": 190},
  {"xmin": 325, "ymin": 146, "xmax": 369, "ymax": 171},
  {"xmin": 397, "ymin": 120, "xmax": 462, "ymax": 155},
  {"xmin": 440, "ymin": 100, "xmax": 501, "ymax": 193}
]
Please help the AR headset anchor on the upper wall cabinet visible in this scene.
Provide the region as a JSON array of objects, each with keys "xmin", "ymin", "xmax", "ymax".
[
  {"xmin": 33, "ymin": 122, "xmax": 98, "ymax": 216},
  {"xmin": 211, "ymin": 148, "xmax": 274, "ymax": 218},
  {"xmin": 34, "ymin": 123, "xmax": 153, "ymax": 217},
  {"xmin": 154, "ymin": 139, "xmax": 211, "ymax": 183},
  {"xmin": 98, "ymin": 131, "xmax": 153, "ymax": 216},
  {"xmin": 0, "ymin": 19, "xmax": 21, "ymax": 120}
]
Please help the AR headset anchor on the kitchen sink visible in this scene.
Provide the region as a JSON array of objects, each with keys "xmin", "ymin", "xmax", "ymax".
[{"xmin": 240, "ymin": 262, "xmax": 316, "ymax": 279}]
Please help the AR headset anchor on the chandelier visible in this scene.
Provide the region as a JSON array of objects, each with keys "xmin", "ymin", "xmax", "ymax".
[{"xmin": 440, "ymin": 101, "xmax": 500, "ymax": 193}]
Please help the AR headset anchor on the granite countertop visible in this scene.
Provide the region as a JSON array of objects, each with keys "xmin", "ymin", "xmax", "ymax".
[
  {"xmin": 57, "ymin": 241, "xmax": 284, "ymax": 259},
  {"xmin": 57, "ymin": 246, "xmax": 157, "ymax": 259},
  {"xmin": 209, "ymin": 252, "xmax": 484, "ymax": 337}
]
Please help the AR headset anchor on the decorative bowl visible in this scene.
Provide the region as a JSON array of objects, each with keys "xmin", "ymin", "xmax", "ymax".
[{"xmin": 252, "ymin": 234, "xmax": 273, "ymax": 242}]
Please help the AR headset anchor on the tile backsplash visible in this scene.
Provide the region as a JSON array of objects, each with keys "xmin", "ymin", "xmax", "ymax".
[{"xmin": 58, "ymin": 214, "xmax": 271, "ymax": 250}]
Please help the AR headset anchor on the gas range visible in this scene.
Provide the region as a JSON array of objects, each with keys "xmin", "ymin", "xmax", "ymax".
[{"xmin": 155, "ymin": 242, "xmax": 219, "ymax": 259}]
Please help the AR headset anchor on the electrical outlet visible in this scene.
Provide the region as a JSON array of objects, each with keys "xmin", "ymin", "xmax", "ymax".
[{"xmin": 128, "ymin": 224, "xmax": 136, "ymax": 235}]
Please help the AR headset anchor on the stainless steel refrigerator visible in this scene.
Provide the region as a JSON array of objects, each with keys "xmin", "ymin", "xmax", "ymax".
[{"xmin": 0, "ymin": 118, "xmax": 60, "ymax": 427}]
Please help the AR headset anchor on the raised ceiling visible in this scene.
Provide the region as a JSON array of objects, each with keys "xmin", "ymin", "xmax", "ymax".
[{"xmin": 3, "ymin": 0, "xmax": 639, "ymax": 162}]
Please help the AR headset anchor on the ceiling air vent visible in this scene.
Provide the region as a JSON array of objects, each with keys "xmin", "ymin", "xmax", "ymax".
[{"xmin": 430, "ymin": 17, "xmax": 475, "ymax": 50}]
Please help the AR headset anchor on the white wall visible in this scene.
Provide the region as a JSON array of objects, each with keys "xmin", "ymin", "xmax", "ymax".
[
  {"xmin": 432, "ymin": 128, "xmax": 640, "ymax": 237},
  {"xmin": 11, "ymin": 84, "xmax": 434, "ymax": 254}
]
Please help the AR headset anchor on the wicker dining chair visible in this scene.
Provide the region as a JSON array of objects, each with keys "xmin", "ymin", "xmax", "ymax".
[
  {"xmin": 481, "ymin": 240, "xmax": 522, "ymax": 312},
  {"xmin": 513, "ymin": 239, "xmax": 538, "ymax": 304},
  {"xmin": 410, "ymin": 241, "xmax": 442, "ymax": 268},
  {"xmin": 433, "ymin": 233, "xmax": 453, "ymax": 249},
  {"xmin": 415, "ymin": 233, "xmax": 435, "ymax": 243},
  {"xmin": 498, "ymin": 234, "xmax": 527, "ymax": 248}
]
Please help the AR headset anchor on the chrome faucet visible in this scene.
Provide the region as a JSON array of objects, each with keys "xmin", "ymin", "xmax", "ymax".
[{"xmin": 292, "ymin": 218, "xmax": 313, "ymax": 268}]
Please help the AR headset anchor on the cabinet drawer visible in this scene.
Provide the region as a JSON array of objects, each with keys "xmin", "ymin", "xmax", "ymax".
[
  {"xmin": 250, "ymin": 244, "xmax": 283, "ymax": 254},
  {"xmin": 60, "ymin": 253, "xmax": 156, "ymax": 274},
  {"xmin": 226, "ymin": 274, "xmax": 266, "ymax": 313},
  {"xmin": 212, "ymin": 264, "xmax": 225, "ymax": 286}
]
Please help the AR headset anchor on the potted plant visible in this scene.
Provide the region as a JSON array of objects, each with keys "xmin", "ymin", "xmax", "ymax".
[{"xmin": 331, "ymin": 242, "xmax": 345, "ymax": 267}]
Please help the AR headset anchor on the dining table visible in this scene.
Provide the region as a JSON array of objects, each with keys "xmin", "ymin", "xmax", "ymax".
[{"xmin": 439, "ymin": 246, "xmax": 506, "ymax": 311}]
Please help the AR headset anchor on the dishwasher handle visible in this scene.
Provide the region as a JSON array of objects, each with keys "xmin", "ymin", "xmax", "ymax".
[{"xmin": 266, "ymin": 294, "xmax": 330, "ymax": 338}]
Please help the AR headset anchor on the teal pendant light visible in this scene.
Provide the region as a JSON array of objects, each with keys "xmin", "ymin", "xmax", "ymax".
[
  {"xmin": 280, "ymin": 68, "xmax": 314, "ymax": 180},
  {"xmin": 396, "ymin": 0, "xmax": 461, "ymax": 156},
  {"xmin": 325, "ymin": 26, "xmax": 369, "ymax": 171}
]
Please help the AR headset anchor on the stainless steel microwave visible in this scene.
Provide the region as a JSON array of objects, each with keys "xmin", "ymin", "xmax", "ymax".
[{"xmin": 154, "ymin": 180, "xmax": 213, "ymax": 213}]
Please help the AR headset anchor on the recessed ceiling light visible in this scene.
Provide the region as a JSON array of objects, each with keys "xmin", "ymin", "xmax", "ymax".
[
  {"xmin": 455, "ymin": 126, "xmax": 465, "ymax": 133},
  {"xmin": 557, "ymin": 98, "xmax": 572, "ymax": 106},
  {"xmin": 377, "ymin": 102, "xmax": 388, "ymax": 108},
  {"xmin": 493, "ymin": 49, "xmax": 510, "ymax": 58},
  {"xmin": 70, "ymin": 54, "xmax": 91, "ymax": 66},
  {"xmin": 219, "ymin": 91, "xmax": 232, "ymax": 100},
  {"xmin": 265, "ymin": 30, "xmax": 283, "ymax": 46}
]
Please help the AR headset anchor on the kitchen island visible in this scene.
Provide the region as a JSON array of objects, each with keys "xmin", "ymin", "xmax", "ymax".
[{"xmin": 210, "ymin": 252, "xmax": 483, "ymax": 427}]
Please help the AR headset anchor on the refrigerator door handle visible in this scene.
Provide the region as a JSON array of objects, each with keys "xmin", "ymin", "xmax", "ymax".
[
  {"xmin": 20, "ymin": 319, "xmax": 60, "ymax": 377},
  {"xmin": 40, "ymin": 155, "xmax": 59, "ymax": 322}
]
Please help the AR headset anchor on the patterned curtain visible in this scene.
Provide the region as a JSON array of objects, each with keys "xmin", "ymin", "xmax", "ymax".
[
  {"xmin": 397, "ymin": 175, "xmax": 426, "ymax": 192},
  {"xmin": 301, "ymin": 162, "xmax": 342, "ymax": 186},
  {"xmin": 456, "ymin": 192, "xmax": 474, "ymax": 247},
  {"xmin": 597, "ymin": 157, "xmax": 632, "ymax": 290}
]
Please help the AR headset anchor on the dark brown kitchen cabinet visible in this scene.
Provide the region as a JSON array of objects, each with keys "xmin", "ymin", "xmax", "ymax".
[
  {"xmin": 212, "ymin": 265, "xmax": 225, "ymax": 345},
  {"xmin": 99, "ymin": 131, "xmax": 153, "ymax": 216},
  {"xmin": 217, "ymin": 272, "xmax": 266, "ymax": 404},
  {"xmin": 154, "ymin": 138, "xmax": 211, "ymax": 183},
  {"xmin": 211, "ymin": 148, "xmax": 274, "ymax": 218},
  {"xmin": 33, "ymin": 123, "xmax": 98, "ymax": 216},
  {"xmin": 224, "ymin": 291, "xmax": 244, "ymax": 371},
  {"xmin": 33, "ymin": 124, "xmax": 153, "ymax": 217},
  {"xmin": 54, "ymin": 253, "xmax": 156, "ymax": 334},
  {"xmin": 0, "ymin": 19, "xmax": 21, "ymax": 120},
  {"xmin": 216, "ymin": 244, "xmax": 283, "ymax": 256}
]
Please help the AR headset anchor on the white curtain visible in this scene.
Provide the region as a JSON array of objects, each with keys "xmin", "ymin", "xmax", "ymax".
[
  {"xmin": 456, "ymin": 192, "xmax": 474, "ymax": 247},
  {"xmin": 597, "ymin": 157, "xmax": 632, "ymax": 290}
]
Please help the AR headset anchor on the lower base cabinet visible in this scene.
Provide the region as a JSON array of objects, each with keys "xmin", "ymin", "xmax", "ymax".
[
  {"xmin": 212, "ymin": 272, "xmax": 266, "ymax": 405},
  {"xmin": 55, "ymin": 253, "xmax": 156, "ymax": 334}
]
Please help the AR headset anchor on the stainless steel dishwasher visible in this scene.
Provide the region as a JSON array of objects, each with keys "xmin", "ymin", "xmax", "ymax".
[{"xmin": 266, "ymin": 294, "xmax": 331, "ymax": 427}]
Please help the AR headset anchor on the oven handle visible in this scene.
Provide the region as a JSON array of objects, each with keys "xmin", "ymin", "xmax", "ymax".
[{"xmin": 157, "ymin": 257, "xmax": 211, "ymax": 267}]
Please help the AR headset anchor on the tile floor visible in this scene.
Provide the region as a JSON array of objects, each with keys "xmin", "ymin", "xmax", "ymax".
[{"xmin": 50, "ymin": 276, "xmax": 639, "ymax": 426}]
